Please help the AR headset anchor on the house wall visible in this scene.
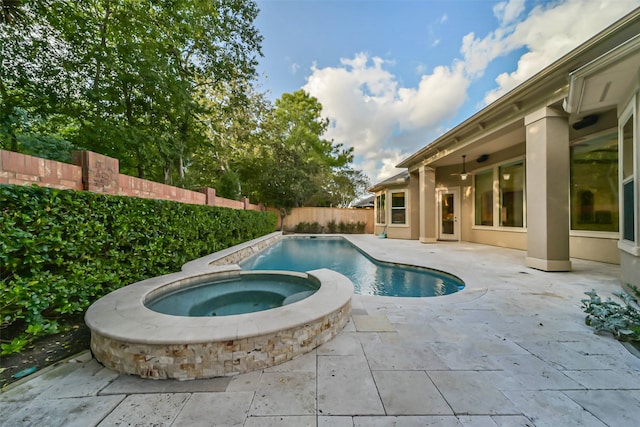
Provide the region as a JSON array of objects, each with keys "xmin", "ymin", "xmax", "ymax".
[
  {"xmin": 621, "ymin": 251, "xmax": 639, "ymax": 292},
  {"xmin": 409, "ymin": 173, "xmax": 420, "ymax": 240},
  {"xmin": 570, "ymin": 235, "xmax": 620, "ymax": 264},
  {"xmin": 435, "ymin": 142, "xmax": 620, "ymax": 263},
  {"xmin": 372, "ymin": 183, "xmax": 414, "ymax": 239},
  {"xmin": 619, "ymin": 82, "xmax": 640, "ymax": 294},
  {"xmin": 437, "ymin": 145, "xmax": 530, "ymax": 250}
]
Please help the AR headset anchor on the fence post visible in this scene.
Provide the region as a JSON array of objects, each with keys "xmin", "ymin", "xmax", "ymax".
[
  {"xmin": 200, "ymin": 187, "xmax": 217, "ymax": 206},
  {"xmin": 71, "ymin": 151, "xmax": 119, "ymax": 194}
]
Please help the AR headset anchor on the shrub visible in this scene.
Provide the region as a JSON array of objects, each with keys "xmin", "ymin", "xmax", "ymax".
[
  {"xmin": 338, "ymin": 221, "xmax": 354, "ymax": 234},
  {"xmin": 326, "ymin": 220, "xmax": 338, "ymax": 233},
  {"xmin": 294, "ymin": 221, "xmax": 322, "ymax": 233},
  {"xmin": 0, "ymin": 184, "xmax": 276, "ymax": 354},
  {"xmin": 582, "ymin": 286, "xmax": 640, "ymax": 342}
]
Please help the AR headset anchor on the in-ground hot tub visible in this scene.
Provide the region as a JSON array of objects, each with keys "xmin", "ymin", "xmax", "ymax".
[
  {"xmin": 146, "ymin": 272, "xmax": 320, "ymax": 317},
  {"xmin": 86, "ymin": 265, "xmax": 353, "ymax": 380}
]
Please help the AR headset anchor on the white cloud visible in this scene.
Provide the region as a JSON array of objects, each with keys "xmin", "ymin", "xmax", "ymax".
[
  {"xmin": 440, "ymin": 13, "xmax": 448, "ymax": 24},
  {"xmin": 432, "ymin": 39, "xmax": 441, "ymax": 47},
  {"xmin": 290, "ymin": 63, "xmax": 300, "ymax": 75},
  {"xmin": 303, "ymin": 53, "xmax": 468, "ymax": 181},
  {"xmin": 472, "ymin": 0, "xmax": 638, "ymax": 104},
  {"xmin": 493, "ymin": 0, "xmax": 525, "ymax": 26},
  {"xmin": 299, "ymin": 0, "xmax": 637, "ymax": 184}
]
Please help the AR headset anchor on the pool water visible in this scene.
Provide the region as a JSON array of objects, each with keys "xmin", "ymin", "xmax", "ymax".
[
  {"xmin": 146, "ymin": 274, "xmax": 319, "ymax": 316},
  {"xmin": 240, "ymin": 238, "xmax": 464, "ymax": 297}
]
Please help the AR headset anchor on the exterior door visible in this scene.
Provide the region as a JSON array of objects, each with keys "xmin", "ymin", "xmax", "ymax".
[{"xmin": 437, "ymin": 188, "xmax": 460, "ymax": 241}]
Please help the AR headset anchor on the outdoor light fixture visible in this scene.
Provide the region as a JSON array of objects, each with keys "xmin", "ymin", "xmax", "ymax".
[
  {"xmin": 460, "ymin": 155, "xmax": 468, "ymax": 181},
  {"xmin": 503, "ymin": 173, "xmax": 511, "ymax": 180}
]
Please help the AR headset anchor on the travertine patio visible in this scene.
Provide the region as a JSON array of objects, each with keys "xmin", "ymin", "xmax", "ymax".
[{"xmin": 2, "ymin": 235, "xmax": 639, "ymax": 426}]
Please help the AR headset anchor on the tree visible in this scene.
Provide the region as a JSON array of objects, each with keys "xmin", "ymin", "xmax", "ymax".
[
  {"xmin": 317, "ymin": 167, "xmax": 371, "ymax": 208},
  {"xmin": 243, "ymin": 90, "xmax": 360, "ymax": 224},
  {"xmin": 0, "ymin": 0, "xmax": 263, "ymax": 185},
  {"xmin": 0, "ymin": 1, "xmax": 77, "ymax": 157},
  {"xmin": 187, "ymin": 79, "xmax": 270, "ymax": 198}
]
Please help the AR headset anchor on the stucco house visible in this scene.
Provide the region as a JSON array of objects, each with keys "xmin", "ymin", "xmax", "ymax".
[{"xmin": 370, "ymin": 9, "xmax": 640, "ymax": 290}]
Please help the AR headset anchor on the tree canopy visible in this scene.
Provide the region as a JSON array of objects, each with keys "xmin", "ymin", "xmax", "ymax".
[{"xmin": 1, "ymin": 1, "xmax": 370, "ymax": 207}]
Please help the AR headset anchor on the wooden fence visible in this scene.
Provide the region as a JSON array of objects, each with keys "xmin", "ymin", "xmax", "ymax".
[{"xmin": 280, "ymin": 207, "xmax": 374, "ymax": 234}]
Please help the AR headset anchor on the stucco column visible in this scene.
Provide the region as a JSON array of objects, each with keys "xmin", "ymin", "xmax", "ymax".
[
  {"xmin": 419, "ymin": 165, "xmax": 436, "ymax": 243},
  {"xmin": 524, "ymin": 107, "xmax": 572, "ymax": 271}
]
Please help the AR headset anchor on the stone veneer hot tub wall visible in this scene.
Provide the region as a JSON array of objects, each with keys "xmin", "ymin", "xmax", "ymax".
[
  {"xmin": 87, "ymin": 266, "xmax": 352, "ymax": 380},
  {"xmin": 86, "ymin": 232, "xmax": 353, "ymax": 380}
]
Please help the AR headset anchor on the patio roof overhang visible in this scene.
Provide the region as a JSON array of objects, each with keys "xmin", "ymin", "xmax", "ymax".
[
  {"xmin": 368, "ymin": 170, "xmax": 410, "ymax": 193},
  {"xmin": 563, "ymin": 33, "xmax": 640, "ymax": 116}
]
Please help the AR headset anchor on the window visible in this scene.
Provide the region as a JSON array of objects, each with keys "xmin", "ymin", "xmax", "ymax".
[
  {"xmin": 376, "ymin": 194, "xmax": 386, "ymax": 224},
  {"xmin": 391, "ymin": 192, "xmax": 406, "ymax": 224},
  {"xmin": 499, "ymin": 162, "xmax": 525, "ymax": 227},
  {"xmin": 474, "ymin": 170, "xmax": 493, "ymax": 226},
  {"xmin": 570, "ymin": 133, "xmax": 618, "ymax": 232},
  {"xmin": 474, "ymin": 160, "xmax": 526, "ymax": 229},
  {"xmin": 621, "ymin": 110, "xmax": 635, "ymax": 243}
]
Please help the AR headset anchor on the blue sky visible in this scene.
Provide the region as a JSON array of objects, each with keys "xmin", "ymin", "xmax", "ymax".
[{"xmin": 254, "ymin": 0, "xmax": 639, "ymax": 183}]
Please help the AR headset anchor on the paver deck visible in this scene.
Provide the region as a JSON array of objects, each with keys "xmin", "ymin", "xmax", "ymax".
[{"xmin": 2, "ymin": 236, "xmax": 639, "ymax": 426}]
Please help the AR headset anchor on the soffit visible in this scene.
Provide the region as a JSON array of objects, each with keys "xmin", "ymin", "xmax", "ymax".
[
  {"xmin": 564, "ymin": 34, "xmax": 640, "ymax": 116},
  {"xmin": 414, "ymin": 121, "xmax": 525, "ymax": 169}
]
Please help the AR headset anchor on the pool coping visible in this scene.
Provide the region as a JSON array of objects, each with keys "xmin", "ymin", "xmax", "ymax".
[
  {"xmin": 85, "ymin": 237, "xmax": 354, "ymax": 379},
  {"xmin": 85, "ymin": 266, "xmax": 353, "ymax": 345}
]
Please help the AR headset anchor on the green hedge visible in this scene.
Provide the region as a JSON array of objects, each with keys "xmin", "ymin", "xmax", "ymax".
[{"xmin": 0, "ymin": 184, "xmax": 276, "ymax": 354}]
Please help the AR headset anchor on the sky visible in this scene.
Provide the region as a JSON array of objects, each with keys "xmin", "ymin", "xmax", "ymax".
[{"xmin": 253, "ymin": 0, "xmax": 639, "ymax": 184}]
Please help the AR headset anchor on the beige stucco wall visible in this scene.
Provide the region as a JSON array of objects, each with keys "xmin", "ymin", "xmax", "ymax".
[
  {"xmin": 382, "ymin": 225, "xmax": 413, "ymax": 239},
  {"xmin": 621, "ymin": 251, "xmax": 640, "ymax": 298},
  {"xmin": 569, "ymin": 235, "xmax": 620, "ymax": 264},
  {"xmin": 409, "ymin": 172, "xmax": 420, "ymax": 239},
  {"xmin": 621, "ymin": 251, "xmax": 640, "ymax": 296},
  {"xmin": 468, "ymin": 229, "xmax": 528, "ymax": 250},
  {"xmin": 372, "ymin": 182, "xmax": 415, "ymax": 239}
]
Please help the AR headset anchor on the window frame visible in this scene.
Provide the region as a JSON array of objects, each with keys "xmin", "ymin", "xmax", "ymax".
[
  {"xmin": 390, "ymin": 190, "xmax": 408, "ymax": 226},
  {"xmin": 474, "ymin": 168, "xmax": 495, "ymax": 227},
  {"xmin": 618, "ymin": 96, "xmax": 639, "ymax": 255},
  {"xmin": 472, "ymin": 156, "xmax": 527, "ymax": 232},
  {"xmin": 569, "ymin": 129, "xmax": 620, "ymax": 237},
  {"xmin": 375, "ymin": 193, "xmax": 386, "ymax": 225}
]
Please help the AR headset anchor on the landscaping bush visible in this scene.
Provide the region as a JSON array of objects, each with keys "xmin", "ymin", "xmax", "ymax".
[
  {"xmin": 295, "ymin": 220, "xmax": 367, "ymax": 234},
  {"xmin": 582, "ymin": 285, "xmax": 640, "ymax": 342},
  {"xmin": 294, "ymin": 221, "xmax": 322, "ymax": 233},
  {"xmin": 0, "ymin": 184, "xmax": 276, "ymax": 355}
]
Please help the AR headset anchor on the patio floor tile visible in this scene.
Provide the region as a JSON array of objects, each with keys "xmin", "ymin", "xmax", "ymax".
[
  {"xmin": 317, "ymin": 354, "xmax": 384, "ymax": 415},
  {"xmin": 171, "ymin": 392, "xmax": 253, "ymax": 427},
  {"xmin": 248, "ymin": 372, "xmax": 316, "ymax": 416},
  {"xmin": 97, "ymin": 393, "xmax": 190, "ymax": 426},
  {"xmin": 372, "ymin": 370, "xmax": 453, "ymax": 415},
  {"xmin": 428, "ymin": 371, "xmax": 520, "ymax": 415}
]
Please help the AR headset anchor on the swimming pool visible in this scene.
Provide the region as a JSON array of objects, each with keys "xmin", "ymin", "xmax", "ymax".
[{"xmin": 240, "ymin": 237, "xmax": 464, "ymax": 297}]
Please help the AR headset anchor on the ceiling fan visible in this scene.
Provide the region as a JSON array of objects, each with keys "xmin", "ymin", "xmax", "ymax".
[{"xmin": 450, "ymin": 155, "xmax": 470, "ymax": 181}]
